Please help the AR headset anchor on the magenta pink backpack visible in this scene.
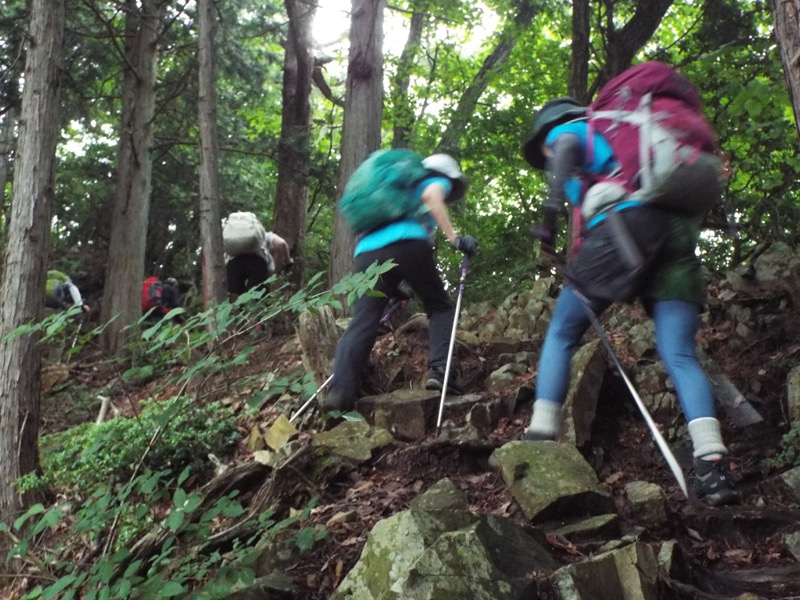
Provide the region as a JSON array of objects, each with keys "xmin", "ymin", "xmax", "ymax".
[{"xmin": 582, "ymin": 61, "xmax": 724, "ymax": 220}]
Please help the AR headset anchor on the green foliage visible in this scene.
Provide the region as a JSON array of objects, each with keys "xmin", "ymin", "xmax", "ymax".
[
  {"xmin": 3, "ymin": 265, "xmax": 395, "ymax": 598},
  {"xmin": 25, "ymin": 398, "xmax": 238, "ymax": 494},
  {"xmin": 764, "ymin": 422, "xmax": 800, "ymax": 471},
  {"xmin": 5, "ymin": 470, "xmax": 328, "ymax": 599},
  {"xmin": 9, "ymin": 0, "xmax": 797, "ymax": 303}
]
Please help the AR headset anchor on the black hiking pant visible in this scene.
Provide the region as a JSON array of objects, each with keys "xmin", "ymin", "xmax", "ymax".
[
  {"xmin": 226, "ymin": 253, "xmax": 271, "ymax": 296},
  {"xmin": 328, "ymin": 239, "xmax": 455, "ymax": 403}
]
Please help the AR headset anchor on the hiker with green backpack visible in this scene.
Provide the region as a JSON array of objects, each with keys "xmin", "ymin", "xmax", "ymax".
[
  {"xmin": 45, "ymin": 270, "xmax": 91, "ymax": 314},
  {"xmin": 520, "ymin": 62, "xmax": 737, "ymax": 506},
  {"xmin": 321, "ymin": 151, "xmax": 478, "ymax": 415}
]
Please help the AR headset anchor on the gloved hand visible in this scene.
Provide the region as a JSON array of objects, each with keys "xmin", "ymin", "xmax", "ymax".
[
  {"xmin": 453, "ymin": 235, "xmax": 478, "ymax": 257},
  {"xmin": 530, "ymin": 207, "xmax": 559, "ymax": 256}
]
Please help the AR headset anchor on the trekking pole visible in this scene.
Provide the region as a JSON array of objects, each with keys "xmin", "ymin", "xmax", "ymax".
[
  {"xmin": 435, "ymin": 255, "xmax": 469, "ymax": 436},
  {"xmin": 290, "ymin": 373, "xmax": 333, "ymax": 423},
  {"xmin": 66, "ymin": 312, "xmax": 85, "ymax": 364},
  {"xmin": 379, "ymin": 294, "xmax": 409, "ymax": 327},
  {"xmin": 570, "ymin": 285, "xmax": 689, "ymax": 499}
]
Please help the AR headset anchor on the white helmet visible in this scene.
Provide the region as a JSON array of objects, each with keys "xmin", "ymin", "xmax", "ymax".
[{"xmin": 422, "ymin": 153, "xmax": 468, "ymax": 203}]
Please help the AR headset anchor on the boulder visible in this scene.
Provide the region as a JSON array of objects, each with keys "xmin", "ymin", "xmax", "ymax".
[
  {"xmin": 330, "ymin": 481, "xmax": 555, "ymax": 600},
  {"xmin": 313, "ymin": 420, "xmax": 394, "ymax": 462},
  {"xmin": 358, "ymin": 389, "xmax": 440, "ymax": 441},
  {"xmin": 624, "ymin": 481, "xmax": 668, "ymax": 529},
  {"xmin": 491, "ymin": 441, "xmax": 614, "ymax": 522},
  {"xmin": 562, "ymin": 340, "xmax": 605, "ymax": 448},
  {"xmin": 553, "ymin": 542, "xmax": 659, "ymax": 600}
]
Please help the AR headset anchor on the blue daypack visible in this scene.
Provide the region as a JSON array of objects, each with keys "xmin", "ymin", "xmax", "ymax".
[{"xmin": 339, "ymin": 149, "xmax": 430, "ymax": 235}]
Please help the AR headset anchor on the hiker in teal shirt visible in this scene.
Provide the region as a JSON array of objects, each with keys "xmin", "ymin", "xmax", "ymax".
[{"xmin": 322, "ymin": 154, "xmax": 478, "ymax": 414}]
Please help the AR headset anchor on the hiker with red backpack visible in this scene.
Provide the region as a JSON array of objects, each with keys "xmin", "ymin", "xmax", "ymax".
[
  {"xmin": 222, "ymin": 211, "xmax": 291, "ymax": 299},
  {"xmin": 321, "ymin": 152, "xmax": 478, "ymax": 415},
  {"xmin": 520, "ymin": 62, "xmax": 737, "ymax": 506},
  {"xmin": 141, "ymin": 277, "xmax": 182, "ymax": 325}
]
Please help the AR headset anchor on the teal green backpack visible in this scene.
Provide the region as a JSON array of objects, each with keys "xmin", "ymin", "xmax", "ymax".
[{"xmin": 339, "ymin": 149, "xmax": 430, "ymax": 235}]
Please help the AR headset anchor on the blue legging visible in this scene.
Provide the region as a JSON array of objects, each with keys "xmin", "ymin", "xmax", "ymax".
[{"xmin": 536, "ymin": 285, "xmax": 716, "ymax": 422}]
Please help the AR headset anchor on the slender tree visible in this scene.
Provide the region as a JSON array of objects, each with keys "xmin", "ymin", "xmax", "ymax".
[
  {"xmin": 593, "ymin": 0, "xmax": 674, "ymax": 93},
  {"xmin": 0, "ymin": 106, "xmax": 15, "ymax": 220},
  {"xmin": 198, "ymin": 0, "xmax": 227, "ymax": 307},
  {"xmin": 0, "ymin": 0, "xmax": 65, "ymax": 531},
  {"xmin": 391, "ymin": 7, "xmax": 426, "ymax": 148},
  {"xmin": 770, "ymin": 0, "xmax": 800, "ymax": 137},
  {"xmin": 329, "ymin": 0, "xmax": 385, "ymax": 287},
  {"xmin": 569, "ymin": 0, "xmax": 591, "ymax": 103},
  {"xmin": 272, "ymin": 0, "xmax": 316, "ymax": 286},
  {"xmin": 101, "ymin": 0, "xmax": 167, "ymax": 353},
  {"xmin": 437, "ymin": 0, "xmax": 540, "ymax": 155}
]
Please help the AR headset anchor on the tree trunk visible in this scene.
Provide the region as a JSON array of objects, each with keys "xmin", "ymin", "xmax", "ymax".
[
  {"xmin": 272, "ymin": 0, "xmax": 316, "ymax": 287},
  {"xmin": 0, "ymin": 106, "xmax": 16, "ymax": 223},
  {"xmin": 770, "ymin": 0, "xmax": 800, "ymax": 138},
  {"xmin": 569, "ymin": 0, "xmax": 591, "ymax": 104},
  {"xmin": 198, "ymin": 0, "xmax": 227, "ymax": 308},
  {"xmin": 0, "ymin": 0, "xmax": 64, "ymax": 532},
  {"xmin": 391, "ymin": 9, "xmax": 426, "ymax": 148},
  {"xmin": 297, "ymin": 305, "xmax": 341, "ymax": 384},
  {"xmin": 437, "ymin": 0, "xmax": 540, "ymax": 155},
  {"xmin": 594, "ymin": 0, "xmax": 674, "ymax": 94},
  {"xmin": 101, "ymin": 0, "xmax": 165, "ymax": 354},
  {"xmin": 329, "ymin": 0, "xmax": 385, "ymax": 288}
]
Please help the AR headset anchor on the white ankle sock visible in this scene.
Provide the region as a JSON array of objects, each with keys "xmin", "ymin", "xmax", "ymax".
[
  {"xmin": 526, "ymin": 400, "xmax": 562, "ymax": 438},
  {"xmin": 688, "ymin": 417, "xmax": 727, "ymax": 460}
]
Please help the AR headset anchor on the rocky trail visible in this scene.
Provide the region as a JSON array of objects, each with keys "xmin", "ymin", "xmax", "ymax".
[{"xmin": 36, "ymin": 243, "xmax": 800, "ymax": 599}]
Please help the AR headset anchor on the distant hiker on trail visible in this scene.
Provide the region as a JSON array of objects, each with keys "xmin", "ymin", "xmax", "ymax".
[
  {"xmin": 45, "ymin": 270, "xmax": 90, "ymax": 313},
  {"xmin": 222, "ymin": 211, "xmax": 291, "ymax": 299},
  {"xmin": 141, "ymin": 276, "xmax": 182, "ymax": 325},
  {"xmin": 321, "ymin": 151, "xmax": 478, "ymax": 416},
  {"xmin": 520, "ymin": 62, "xmax": 737, "ymax": 506}
]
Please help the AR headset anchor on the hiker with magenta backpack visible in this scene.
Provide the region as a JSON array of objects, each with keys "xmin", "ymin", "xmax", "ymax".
[
  {"xmin": 321, "ymin": 150, "xmax": 478, "ymax": 414},
  {"xmin": 521, "ymin": 62, "xmax": 737, "ymax": 506},
  {"xmin": 222, "ymin": 211, "xmax": 292, "ymax": 299}
]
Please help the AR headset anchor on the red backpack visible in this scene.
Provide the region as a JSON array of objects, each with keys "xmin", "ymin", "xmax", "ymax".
[
  {"xmin": 581, "ymin": 61, "xmax": 724, "ymax": 219},
  {"xmin": 142, "ymin": 277, "xmax": 163, "ymax": 313}
]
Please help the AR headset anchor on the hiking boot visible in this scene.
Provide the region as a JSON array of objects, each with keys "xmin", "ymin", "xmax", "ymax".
[
  {"xmin": 425, "ymin": 369, "xmax": 463, "ymax": 395},
  {"xmin": 693, "ymin": 457, "xmax": 738, "ymax": 506}
]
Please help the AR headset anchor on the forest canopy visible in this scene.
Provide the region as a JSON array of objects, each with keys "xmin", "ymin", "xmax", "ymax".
[{"xmin": 0, "ymin": 0, "xmax": 797, "ymax": 300}]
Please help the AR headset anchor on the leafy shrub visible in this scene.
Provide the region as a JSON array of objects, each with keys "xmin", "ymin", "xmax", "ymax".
[
  {"xmin": 5, "ymin": 265, "xmax": 387, "ymax": 597},
  {"xmin": 30, "ymin": 398, "xmax": 238, "ymax": 494},
  {"xmin": 764, "ymin": 422, "xmax": 800, "ymax": 470},
  {"xmin": 4, "ymin": 469, "xmax": 328, "ymax": 599}
]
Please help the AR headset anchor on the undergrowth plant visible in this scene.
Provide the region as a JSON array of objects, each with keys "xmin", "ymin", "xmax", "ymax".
[
  {"xmin": 3, "ymin": 469, "xmax": 327, "ymax": 599},
  {"xmin": 764, "ymin": 422, "xmax": 800, "ymax": 470},
  {"xmin": 16, "ymin": 399, "xmax": 239, "ymax": 495},
  {"xmin": 2, "ymin": 264, "xmax": 390, "ymax": 598}
]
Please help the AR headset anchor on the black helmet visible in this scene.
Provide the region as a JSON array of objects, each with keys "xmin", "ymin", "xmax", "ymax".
[
  {"xmin": 422, "ymin": 153, "xmax": 468, "ymax": 203},
  {"xmin": 521, "ymin": 97, "xmax": 587, "ymax": 170}
]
